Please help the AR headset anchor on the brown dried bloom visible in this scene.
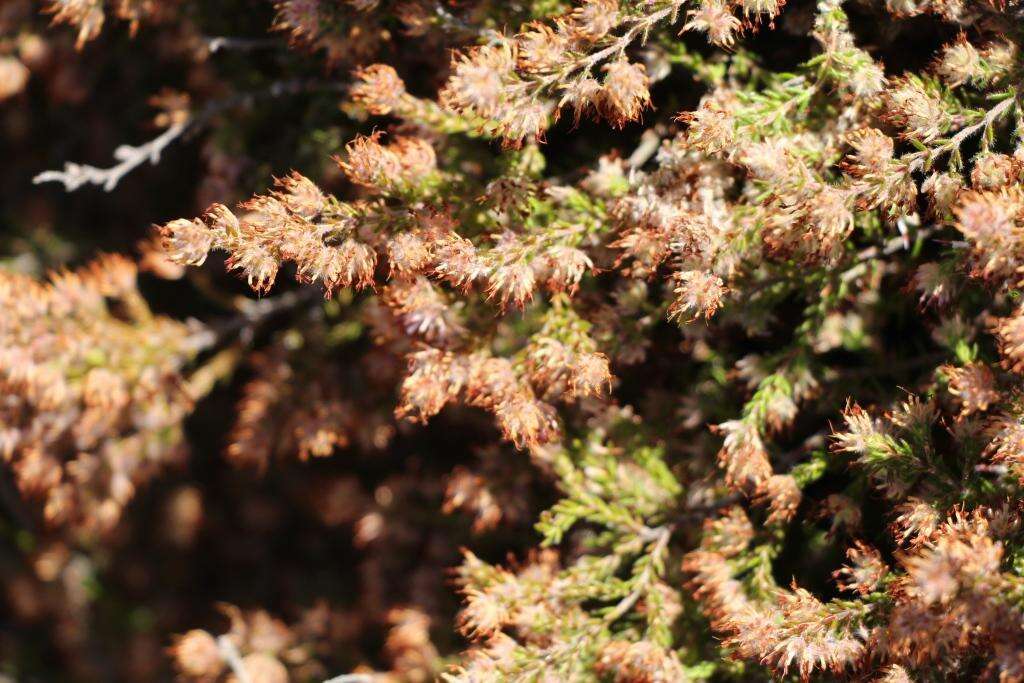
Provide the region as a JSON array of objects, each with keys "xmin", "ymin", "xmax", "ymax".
[
  {"xmin": 351, "ymin": 63, "xmax": 408, "ymax": 115},
  {"xmin": 833, "ymin": 542, "xmax": 888, "ymax": 595},
  {"xmin": 970, "ymin": 153, "xmax": 1019, "ymax": 190},
  {"xmin": 170, "ymin": 630, "xmax": 224, "ymax": 679},
  {"xmin": 883, "ymin": 78, "xmax": 951, "ymax": 142},
  {"xmin": 337, "ymin": 132, "xmax": 436, "ymax": 192},
  {"xmin": 493, "ymin": 394, "xmax": 560, "ymax": 450},
  {"xmin": 935, "ymin": 37, "xmax": 983, "ymax": 87},
  {"xmin": 669, "ymin": 269, "xmax": 726, "ymax": 322},
  {"xmin": 944, "ymin": 362, "xmax": 999, "ymax": 415},
  {"xmin": 161, "ymin": 218, "xmax": 215, "ymax": 266},
  {"xmin": 720, "ymin": 588, "xmax": 868, "ymax": 678},
  {"xmin": 995, "ymin": 310, "xmax": 1024, "ymax": 374},
  {"xmin": 954, "ymin": 189, "xmax": 1024, "ymax": 284},
  {"xmin": 684, "ymin": 0, "xmax": 742, "ymax": 48},
  {"xmin": 0, "ymin": 256, "xmax": 199, "ymax": 533},
  {"xmin": 569, "ymin": 351, "xmax": 612, "ymax": 399},
  {"xmin": 715, "ymin": 420, "xmax": 772, "ymax": 491},
  {"xmin": 273, "ymin": 0, "xmax": 323, "ymax": 44},
  {"xmin": 517, "ymin": 23, "xmax": 569, "ymax": 74},
  {"xmin": 486, "ymin": 261, "xmax": 537, "ymax": 311},
  {"xmin": 443, "ymin": 466, "xmax": 503, "ymax": 533},
  {"xmin": 985, "ymin": 415, "xmax": 1024, "ymax": 485},
  {"xmin": 46, "ymin": 0, "xmax": 106, "ymax": 48},
  {"xmin": 161, "ymin": 174, "xmax": 383, "ymax": 296},
  {"xmin": 396, "ymin": 348, "xmax": 467, "ymax": 422},
  {"xmin": 595, "ymin": 640, "xmax": 686, "ymax": 682},
  {"xmin": 753, "ymin": 474, "xmax": 801, "ymax": 524},
  {"xmin": 598, "ymin": 59, "xmax": 651, "ymax": 128},
  {"xmin": 568, "ymin": 0, "xmax": 620, "ymax": 41},
  {"xmin": 441, "ymin": 42, "xmax": 516, "ymax": 122}
]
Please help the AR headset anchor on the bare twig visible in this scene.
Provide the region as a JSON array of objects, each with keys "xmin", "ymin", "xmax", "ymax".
[
  {"xmin": 34, "ymin": 122, "xmax": 188, "ymax": 192},
  {"xmin": 191, "ymin": 286, "xmax": 322, "ymax": 352},
  {"xmin": 33, "ymin": 80, "xmax": 347, "ymax": 193},
  {"xmin": 627, "ymin": 127, "xmax": 663, "ymax": 169},
  {"xmin": 671, "ymin": 493, "xmax": 744, "ymax": 521},
  {"xmin": 203, "ymin": 35, "xmax": 280, "ymax": 53},
  {"xmin": 217, "ymin": 636, "xmax": 251, "ymax": 683}
]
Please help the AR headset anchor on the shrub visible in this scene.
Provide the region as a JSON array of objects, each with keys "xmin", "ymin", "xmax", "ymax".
[{"xmin": 4, "ymin": 0, "xmax": 1024, "ymax": 680}]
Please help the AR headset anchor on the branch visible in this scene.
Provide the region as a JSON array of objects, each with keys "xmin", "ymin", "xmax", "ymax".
[
  {"xmin": 627, "ymin": 127, "xmax": 664, "ymax": 169},
  {"xmin": 191, "ymin": 286, "xmax": 322, "ymax": 352},
  {"xmin": 908, "ymin": 92, "xmax": 1017, "ymax": 173},
  {"xmin": 665, "ymin": 493, "xmax": 745, "ymax": 528},
  {"xmin": 33, "ymin": 80, "xmax": 347, "ymax": 193},
  {"xmin": 603, "ymin": 525, "xmax": 671, "ymax": 624},
  {"xmin": 33, "ymin": 122, "xmax": 189, "ymax": 192},
  {"xmin": 203, "ymin": 35, "xmax": 280, "ymax": 53},
  {"xmin": 216, "ymin": 636, "xmax": 252, "ymax": 683}
]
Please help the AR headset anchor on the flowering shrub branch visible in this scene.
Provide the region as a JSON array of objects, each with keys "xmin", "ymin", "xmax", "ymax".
[{"xmin": 8, "ymin": 0, "xmax": 1024, "ymax": 680}]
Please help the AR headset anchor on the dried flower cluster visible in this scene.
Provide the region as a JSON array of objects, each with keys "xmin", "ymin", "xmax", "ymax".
[
  {"xmin": 0, "ymin": 255, "xmax": 205, "ymax": 535},
  {"xmin": 8, "ymin": 0, "xmax": 1024, "ymax": 680}
]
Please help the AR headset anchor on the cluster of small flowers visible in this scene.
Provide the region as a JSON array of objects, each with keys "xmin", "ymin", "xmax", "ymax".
[
  {"xmin": 272, "ymin": 0, "xmax": 389, "ymax": 67},
  {"xmin": 161, "ymin": 135, "xmax": 597, "ymax": 311},
  {"xmin": 14, "ymin": 0, "xmax": 1024, "ymax": 679},
  {"xmin": 450, "ymin": 546, "xmax": 687, "ymax": 682},
  {"xmin": 0, "ymin": 255, "xmax": 202, "ymax": 534},
  {"xmin": 45, "ymin": 0, "xmax": 177, "ymax": 49},
  {"xmin": 438, "ymin": 0, "xmax": 658, "ymax": 145},
  {"xmin": 226, "ymin": 344, "xmax": 400, "ymax": 470},
  {"xmin": 397, "ymin": 348, "xmax": 562, "ymax": 450},
  {"xmin": 161, "ymin": 171, "xmax": 380, "ymax": 295},
  {"xmin": 171, "ymin": 603, "xmax": 373, "ymax": 682},
  {"xmin": 686, "ymin": 506, "xmax": 1024, "ymax": 679}
]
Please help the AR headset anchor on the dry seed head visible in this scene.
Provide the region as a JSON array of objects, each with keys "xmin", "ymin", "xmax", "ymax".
[
  {"xmin": 945, "ymin": 363, "xmax": 998, "ymax": 415},
  {"xmin": 598, "ymin": 60, "xmax": 651, "ymax": 128},
  {"xmin": 441, "ymin": 42, "xmax": 516, "ymax": 120},
  {"xmin": 883, "ymin": 78, "xmax": 950, "ymax": 141},
  {"xmin": 160, "ymin": 218, "xmax": 213, "ymax": 266},
  {"xmin": 935, "ymin": 37, "xmax": 982, "ymax": 86},
  {"xmin": 684, "ymin": 0, "xmax": 742, "ymax": 48},
  {"xmin": 753, "ymin": 474, "xmax": 801, "ymax": 524},
  {"xmin": 669, "ymin": 269, "xmax": 726, "ymax": 322},
  {"xmin": 351, "ymin": 63, "xmax": 408, "ymax": 115},
  {"xmin": 517, "ymin": 23, "xmax": 569, "ymax": 73},
  {"xmin": 970, "ymin": 153, "xmax": 1018, "ymax": 190},
  {"xmin": 568, "ymin": 0, "xmax": 619, "ymax": 42}
]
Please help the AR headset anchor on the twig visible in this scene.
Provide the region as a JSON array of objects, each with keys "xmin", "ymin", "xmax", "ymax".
[
  {"xmin": 671, "ymin": 493, "xmax": 744, "ymax": 521},
  {"xmin": 203, "ymin": 35, "xmax": 280, "ymax": 53},
  {"xmin": 627, "ymin": 127, "xmax": 663, "ymax": 169},
  {"xmin": 34, "ymin": 122, "xmax": 188, "ymax": 192},
  {"xmin": 192, "ymin": 286, "xmax": 322, "ymax": 352},
  {"xmin": 217, "ymin": 636, "xmax": 251, "ymax": 683},
  {"xmin": 33, "ymin": 80, "xmax": 347, "ymax": 193},
  {"xmin": 908, "ymin": 93, "xmax": 1017, "ymax": 173},
  {"xmin": 432, "ymin": 5, "xmax": 483, "ymax": 36}
]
